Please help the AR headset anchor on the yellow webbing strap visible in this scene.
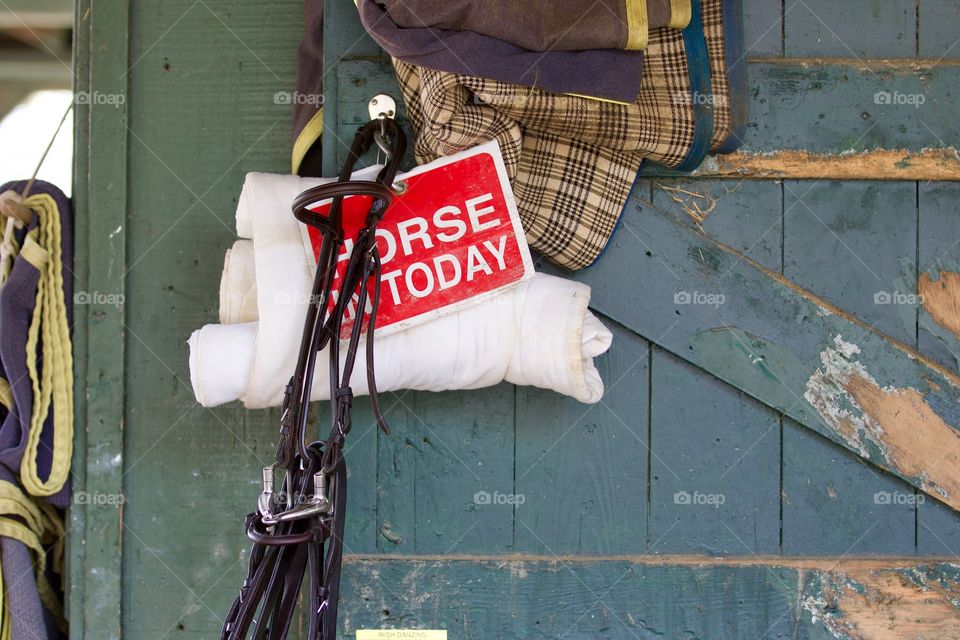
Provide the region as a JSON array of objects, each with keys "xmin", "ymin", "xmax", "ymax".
[
  {"xmin": 668, "ymin": 0, "xmax": 693, "ymax": 28},
  {"xmin": 0, "ymin": 564, "xmax": 8, "ymax": 640},
  {"xmin": 292, "ymin": 106, "xmax": 325, "ymax": 175},
  {"xmin": 624, "ymin": 0, "xmax": 649, "ymax": 50},
  {"xmin": 18, "ymin": 193, "xmax": 73, "ymax": 497},
  {"xmin": 0, "ymin": 555, "xmax": 5, "ymax": 640},
  {"xmin": 0, "ymin": 481, "xmax": 67, "ymax": 632},
  {"xmin": 0, "ymin": 379, "xmax": 12, "ymax": 412}
]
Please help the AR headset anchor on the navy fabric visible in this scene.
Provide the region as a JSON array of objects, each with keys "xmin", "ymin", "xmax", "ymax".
[
  {"xmin": 357, "ymin": 0, "xmax": 646, "ymax": 103},
  {"xmin": 0, "ymin": 466, "xmax": 64, "ymax": 640}
]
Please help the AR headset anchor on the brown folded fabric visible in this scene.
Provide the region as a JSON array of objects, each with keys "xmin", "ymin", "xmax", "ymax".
[
  {"xmin": 292, "ymin": 0, "xmax": 325, "ymax": 176},
  {"xmin": 381, "ymin": 0, "xmax": 692, "ymax": 51}
]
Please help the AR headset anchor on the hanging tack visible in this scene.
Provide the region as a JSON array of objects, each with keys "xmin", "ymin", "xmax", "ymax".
[{"xmin": 0, "ymin": 191, "xmax": 32, "ymax": 226}]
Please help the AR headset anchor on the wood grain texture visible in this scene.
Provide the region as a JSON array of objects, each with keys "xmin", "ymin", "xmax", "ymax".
[
  {"xmin": 741, "ymin": 0, "xmax": 782, "ymax": 56},
  {"xmin": 515, "ymin": 321, "xmax": 650, "ymax": 555},
  {"xmin": 784, "ymin": 0, "xmax": 916, "ymax": 58},
  {"xmin": 915, "ymin": 182, "xmax": 960, "ymax": 557},
  {"xmin": 783, "ymin": 181, "xmax": 917, "ymax": 347},
  {"xmin": 694, "ymin": 148, "xmax": 960, "ymax": 180},
  {"xmin": 376, "ymin": 386, "xmax": 515, "ymax": 554},
  {"xmin": 741, "ymin": 62, "xmax": 956, "ymax": 155},
  {"xmin": 649, "ymin": 349, "xmax": 781, "ymax": 555},
  {"xmin": 648, "ymin": 180, "xmax": 783, "ymax": 556},
  {"xmin": 782, "ymin": 419, "xmax": 915, "ymax": 555},
  {"xmin": 651, "ymin": 179, "xmax": 782, "ymax": 271},
  {"xmin": 919, "ymin": 0, "xmax": 960, "ymax": 59}
]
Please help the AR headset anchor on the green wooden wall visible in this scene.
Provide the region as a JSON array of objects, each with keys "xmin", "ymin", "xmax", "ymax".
[{"xmin": 70, "ymin": 0, "xmax": 960, "ymax": 638}]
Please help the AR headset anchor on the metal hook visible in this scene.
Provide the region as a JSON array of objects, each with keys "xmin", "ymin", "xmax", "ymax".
[
  {"xmin": 373, "ymin": 130, "xmax": 393, "ymax": 163},
  {"xmin": 261, "ymin": 471, "xmax": 331, "ymax": 525}
]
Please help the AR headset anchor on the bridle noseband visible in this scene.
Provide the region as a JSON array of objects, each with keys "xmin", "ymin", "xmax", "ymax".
[{"xmin": 221, "ymin": 115, "xmax": 406, "ymax": 640}]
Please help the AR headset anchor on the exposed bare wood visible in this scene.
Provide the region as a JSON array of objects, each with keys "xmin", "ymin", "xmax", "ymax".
[
  {"xmin": 694, "ymin": 148, "xmax": 960, "ymax": 180},
  {"xmin": 801, "ymin": 334, "xmax": 960, "ymax": 504},
  {"xmin": 804, "ymin": 566, "xmax": 960, "ymax": 640},
  {"xmin": 747, "ymin": 55, "xmax": 960, "ymax": 69},
  {"xmin": 919, "ymin": 271, "xmax": 960, "ymax": 342}
]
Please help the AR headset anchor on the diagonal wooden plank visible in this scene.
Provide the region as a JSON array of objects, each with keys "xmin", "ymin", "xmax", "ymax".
[{"xmin": 554, "ymin": 192, "xmax": 960, "ymax": 512}]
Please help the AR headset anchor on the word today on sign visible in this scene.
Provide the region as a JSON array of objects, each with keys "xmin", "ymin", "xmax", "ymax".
[{"xmin": 300, "ymin": 140, "xmax": 534, "ymax": 338}]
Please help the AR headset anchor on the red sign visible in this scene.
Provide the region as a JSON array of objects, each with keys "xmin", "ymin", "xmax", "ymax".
[{"xmin": 301, "ymin": 141, "xmax": 533, "ymax": 338}]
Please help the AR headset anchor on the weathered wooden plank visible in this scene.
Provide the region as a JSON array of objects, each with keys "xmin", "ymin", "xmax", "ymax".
[
  {"xmin": 514, "ymin": 321, "xmax": 649, "ymax": 555},
  {"xmin": 334, "ymin": 57, "xmax": 960, "ymax": 183},
  {"xmin": 376, "ymin": 386, "xmax": 516, "ymax": 554},
  {"xmin": 779, "ymin": 180, "xmax": 921, "ymax": 554},
  {"xmin": 794, "ymin": 560, "xmax": 960, "ymax": 640},
  {"xmin": 341, "ymin": 557, "xmax": 798, "ymax": 638},
  {"xmin": 649, "ymin": 349, "xmax": 781, "ymax": 555},
  {"xmin": 919, "ymin": 0, "xmax": 960, "ymax": 59},
  {"xmin": 652, "ymin": 179, "xmax": 782, "ymax": 271},
  {"xmin": 688, "ymin": 60, "xmax": 960, "ymax": 180},
  {"xmin": 115, "ymin": 0, "xmax": 302, "ymax": 637},
  {"xmin": 782, "ymin": 419, "xmax": 915, "ymax": 555},
  {"xmin": 67, "ymin": 0, "xmax": 92, "ymax": 631},
  {"xmin": 742, "ymin": 0, "xmax": 782, "ymax": 56},
  {"xmin": 694, "ymin": 148, "xmax": 960, "ymax": 180},
  {"xmin": 75, "ymin": 1, "xmax": 131, "ymax": 637},
  {"xmin": 917, "ymin": 182, "xmax": 960, "ymax": 372},
  {"xmin": 915, "ymin": 182, "xmax": 960, "ymax": 555},
  {"xmin": 559, "ymin": 193, "xmax": 960, "ymax": 511},
  {"xmin": 336, "ymin": 556, "xmax": 960, "ymax": 639},
  {"xmin": 648, "ymin": 179, "xmax": 784, "ymax": 556},
  {"xmin": 341, "ymin": 399, "xmax": 385, "ymax": 554},
  {"xmin": 784, "ymin": 0, "xmax": 916, "ymax": 58},
  {"xmin": 742, "ymin": 62, "xmax": 955, "ymax": 156},
  {"xmin": 784, "ymin": 181, "xmax": 917, "ymax": 347}
]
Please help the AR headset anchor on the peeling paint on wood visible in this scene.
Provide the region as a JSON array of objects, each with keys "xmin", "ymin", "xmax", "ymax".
[
  {"xmin": 805, "ymin": 335, "xmax": 960, "ymax": 503},
  {"xmin": 567, "ymin": 198, "xmax": 960, "ymax": 511},
  {"xmin": 693, "ymin": 148, "xmax": 960, "ymax": 180},
  {"xmin": 802, "ymin": 563, "xmax": 960, "ymax": 640},
  {"xmin": 919, "ymin": 269, "xmax": 960, "ymax": 350},
  {"xmin": 335, "ymin": 557, "xmax": 960, "ymax": 639}
]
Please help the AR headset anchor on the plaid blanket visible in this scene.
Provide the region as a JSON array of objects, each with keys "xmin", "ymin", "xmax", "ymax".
[{"xmin": 394, "ymin": 0, "xmax": 746, "ymax": 269}]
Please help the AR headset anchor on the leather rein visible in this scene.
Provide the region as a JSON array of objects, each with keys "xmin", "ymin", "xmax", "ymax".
[{"xmin": 221, "ymin": 115, "xmax": 406, "ymax": 639}]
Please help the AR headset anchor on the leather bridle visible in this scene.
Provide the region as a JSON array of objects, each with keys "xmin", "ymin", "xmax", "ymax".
[{"xmin": 221, "ymin": 115, "xmax": 406, "ymax": 640}]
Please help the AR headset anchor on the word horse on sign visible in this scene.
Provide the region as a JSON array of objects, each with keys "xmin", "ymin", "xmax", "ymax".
[{"xmin": 302, "ymin": 140, "xmax": 534, "ymax": 338}]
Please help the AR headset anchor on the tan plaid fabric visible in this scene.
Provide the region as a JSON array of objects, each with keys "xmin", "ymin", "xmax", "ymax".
[
  {"xmin": 702, "ymin": 0, "xmax": 730, "ymax": 151},
  {"xmin": 393, "ymin": 0, "xmax": 735, "ymax": 270}
]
